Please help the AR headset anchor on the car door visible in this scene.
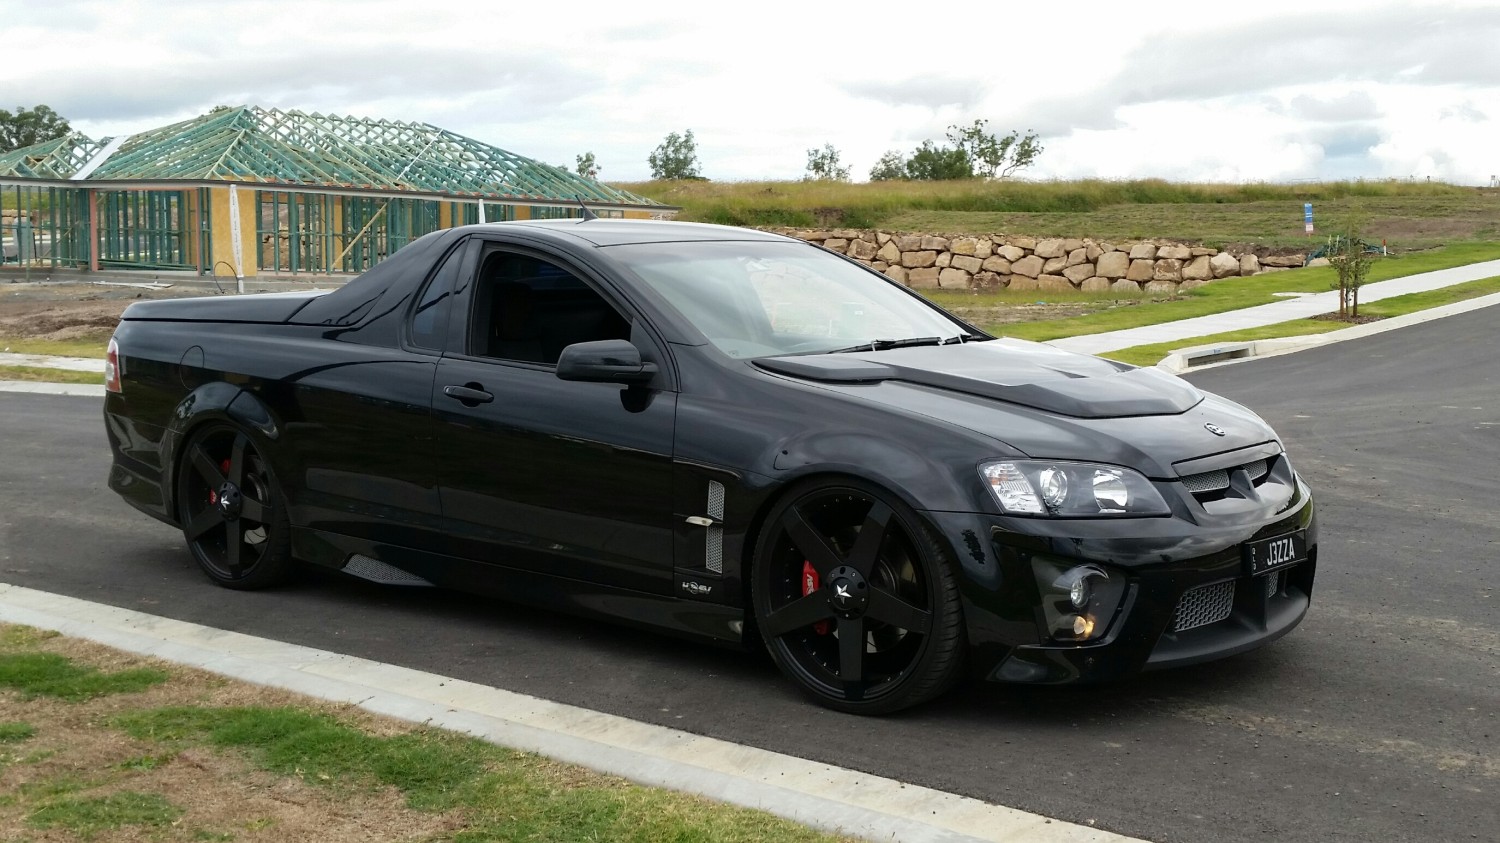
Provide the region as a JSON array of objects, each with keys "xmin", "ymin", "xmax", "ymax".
[{"xmin": 432, "ymin": 238, "xmax": 678, "ymax": 594}]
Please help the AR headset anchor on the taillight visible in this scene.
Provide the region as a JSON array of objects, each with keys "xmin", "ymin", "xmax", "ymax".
[{"xmin": 105, "ymin": 337, "xmax": 122, "ymax": 394}]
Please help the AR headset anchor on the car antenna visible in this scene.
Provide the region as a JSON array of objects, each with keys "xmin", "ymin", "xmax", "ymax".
[{"xmin": 575, "ymin": 196, "xmax": 600, "ymax": 222}]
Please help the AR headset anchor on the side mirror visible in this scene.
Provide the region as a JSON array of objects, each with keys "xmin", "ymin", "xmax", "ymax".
[{"xmin": 556, "ymin": 339, "xmax": 659, "ymax": 384}]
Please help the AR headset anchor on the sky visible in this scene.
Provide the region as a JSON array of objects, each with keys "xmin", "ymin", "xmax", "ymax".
[{"xmin": 5, "ymin": 0, "xmax": 1499, "ymax": 185}]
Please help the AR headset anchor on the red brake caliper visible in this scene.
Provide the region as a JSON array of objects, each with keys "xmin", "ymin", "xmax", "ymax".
[
  {"xmin": 208, "ymin": 458, "xmax": 231, "ymax": 505},
  {"xmin": 802, "ymin": 561, "xmax": 831, "ymax": 635}
]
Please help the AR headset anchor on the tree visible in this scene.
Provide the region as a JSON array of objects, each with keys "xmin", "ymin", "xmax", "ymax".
[
  {"xmin": 946, "ymin": 120, "xmax": 1043, "ymax": 179},
  {"xmin": 868, "ymin": 150, "xmax": 906, "ymax": 181},
  {"xmin": 804, "ymin": 144, "xmax": 850, "ymax": 181},
  {"xmin": 0, "ymin": 104, "xmax": 71, "ymax": 153},
  {"xmin": 1328, "ymin": 230, "xmax": 1375, "ymax": 318},
  {"xmin": 575, "ymin": 151, "xmax": 600, "ymax": 179},
  {"xmin": 903, "ymin": 140, "xmax": 972, "ymax": 181},
  {"xmin": 648, "ymin": 130, "xmax": 702, "ymax": 180}
]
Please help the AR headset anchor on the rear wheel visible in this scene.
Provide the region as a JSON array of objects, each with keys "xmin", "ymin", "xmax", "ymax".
[
  {"xmin": 751, "ymin": 480, "xmax": 964, "ymax": 714},
  {"xmin": 176, "ymin": 423, "xmax": 294, "ymax": 589}
]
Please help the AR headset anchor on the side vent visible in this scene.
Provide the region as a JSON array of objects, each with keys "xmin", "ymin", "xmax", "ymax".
[
  {"xmin": 706, "ymin": 481, "xmax": 725, "ymax": 574},
  {"xmin": 342, "ymin": 554, "xmax": 434, "ymax": 587}
]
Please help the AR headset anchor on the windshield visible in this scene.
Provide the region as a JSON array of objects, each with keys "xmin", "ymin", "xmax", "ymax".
[{"xmin": 607, "ymin": 240, "xmax": 979, "ymax": 358}]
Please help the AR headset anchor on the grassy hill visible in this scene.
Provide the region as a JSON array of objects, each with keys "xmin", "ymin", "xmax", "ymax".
[{"xmin": 613, "ymin": 179, "xmax": 1500, "ymax": 250}]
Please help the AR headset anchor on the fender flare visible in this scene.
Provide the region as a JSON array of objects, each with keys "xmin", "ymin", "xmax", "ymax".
[{"xmin": 158, "ymin": 383, "xmax": 285, "ymax": 520}]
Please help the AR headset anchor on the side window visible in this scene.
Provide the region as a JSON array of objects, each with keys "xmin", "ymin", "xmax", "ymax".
[
  {"xmin": 468, "ymin": 249, "xmax": 631, "ymax": 365},
  {"xmin": 409, "ymin": 243, "xmax": 463, "ymax": 350}
]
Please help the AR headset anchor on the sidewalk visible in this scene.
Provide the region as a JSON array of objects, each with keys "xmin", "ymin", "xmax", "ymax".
[{"xmin": 1047, "ymin": 258, "xmax": 1500, "ymax": 355}]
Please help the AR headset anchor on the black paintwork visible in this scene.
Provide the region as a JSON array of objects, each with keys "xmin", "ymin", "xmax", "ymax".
[{"xmin": 105, "ymin": 219, "xmax": 1317, "ymax": 684}]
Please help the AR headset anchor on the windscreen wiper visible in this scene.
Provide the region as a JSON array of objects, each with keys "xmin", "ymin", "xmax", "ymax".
[{"xmin": 825, "ymin": 336, "xmax": 943, "ymax": 354}]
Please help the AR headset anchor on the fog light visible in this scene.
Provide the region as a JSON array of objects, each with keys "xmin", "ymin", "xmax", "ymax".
[
  {"xmin": 1068, "ymin": 576, "xmax": 1091, "ymax": 610},
  {"xmin": 1069, "ymin": 614, "xmax": 1095, "ymax": 637},
  {"xmin": 1030, "ymin": 557, "xmax": 1128, "ymax": 644}
]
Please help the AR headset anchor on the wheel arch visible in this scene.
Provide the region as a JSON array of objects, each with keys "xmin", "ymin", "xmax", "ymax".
[{"xmin": 160, "ymin": 382, "xmax": 286, "ymax": 520}]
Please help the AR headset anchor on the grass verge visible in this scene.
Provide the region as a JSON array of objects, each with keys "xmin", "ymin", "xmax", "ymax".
[
  {"xmin": 968, "ymin": 242, "xmax": 1500, "ymax": 342},
  {"xmin": 1100, "ymin": 275, "xmax": 1500, "ymax": 366},
  {"xmin": 0, "ymin": 622, "xmax": 852, "ymax": 843},
  {"xmin": 0, "ymin": 336, "xmax": 112, "ymax": 358},
  {"xmin": 0, "ymin": 365, "xmax": 102, "ymax": 384}
]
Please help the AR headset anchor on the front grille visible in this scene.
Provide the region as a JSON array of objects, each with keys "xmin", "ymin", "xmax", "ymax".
[
  {"xmin": 1172, "ymin": 580, "xmax": 1235, "ymax": 631},
  {"xmin": 1264, "ymin": 569, "xmax": 1284, "ymax": 599},
  {"xmin": 1180, "ymin": 458, "xmax": 1270, "ymax": 495}
]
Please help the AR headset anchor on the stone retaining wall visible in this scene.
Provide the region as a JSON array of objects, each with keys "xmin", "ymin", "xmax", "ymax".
[{"xmin": 775, "ymin": 228, "xmax": 1308, "ymax": 294}]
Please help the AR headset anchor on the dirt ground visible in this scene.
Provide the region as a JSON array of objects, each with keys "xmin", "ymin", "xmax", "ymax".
[{"xmin": 0, "ymin": 282, "xmax": 210, "ymax": 343}]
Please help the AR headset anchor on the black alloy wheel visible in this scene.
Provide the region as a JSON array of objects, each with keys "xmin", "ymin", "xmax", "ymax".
[
  {"xmin": 176, "ymin": 423, "xmax": 294, "ymax": 590},
  {"xmin": 752, "ymin": 480, "xmax": 965, "ymax": 714}
]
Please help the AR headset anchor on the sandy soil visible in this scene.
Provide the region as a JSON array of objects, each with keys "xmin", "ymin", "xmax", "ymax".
[{"xmin": 0, "ymin": 283, "xmax": 208, "ymax": 343}]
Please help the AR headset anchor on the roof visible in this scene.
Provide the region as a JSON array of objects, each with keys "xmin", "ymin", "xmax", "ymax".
[
  {"xmin": 497, "ymin": 218, "xmax": 793, "ymax": 247},
  {"xmin": 0, "ymin": 106, "xmax": 661, "ymax": 206}
]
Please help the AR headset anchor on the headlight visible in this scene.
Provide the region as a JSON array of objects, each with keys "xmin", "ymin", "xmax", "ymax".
[{"xmin": 979, "ymin": 460, "xmax": 1169, "ymax": 517}]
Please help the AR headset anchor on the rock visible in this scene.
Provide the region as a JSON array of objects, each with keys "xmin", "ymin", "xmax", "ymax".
[
  {"xmin": 901, "ymin": 250, "xmax": 938, "ymax": 268},
  {"xmin": 1239, "ymin": 253, "xmax": 1261, "ymax": 276},
  {"xmin": 1066, "ymin": 247, "xmax": 1089, "ymax": 267},
  {"xmin": 1182, "ymin": 255, "xmax": 1214, "ymax": 281},
  {"xmin": 805, "ymin": 230, "xmax": 833, "ymax": 241},
  {"xmin": 1034, "ymin": 238, "xmax": 1067, "ymax": 258},
  {"xmin": 1043, "ymin": 255, "xmax": 1069, "ymax": 274},
  {"xmin": 907, "ymin": 267, "xmax": 941, "ymax": 288},
  {"xmin": 1010, "ymin": 236, "xmax": 1037, "ymax": 251},
  {"xmin": 1096, "ymin": 251, "xmax": 1131, "ymax": 278},
  {"xmin": 1111, "ymin": 279, "xmax": 1142, "ymax": 294},
  {"xmin": 1038, "ymin": 274, "xmax": 1075, "ymax": 292},
  {"xmin": 938, "ymin": 268, "xmax": 971, "ymax": 289},
  {"xmin": 1007, "ymin": 275, "xmax": 1040, "ymax": 291},
  {"xmin": 1063, "ymin": 263, "xmax": 1095, "ymax": 284},
  {"xmin": 824, "ymin": 238, "xmax": 849, "ymax": 252},
  {"xmin": 936, "ymin": 252, "xmax": 953, "ymax": 269},
  {"xmin": 894, "ymin": 234, "xmax": 924, "ymax": 252},
  {"xmin": 1126, "ymin": 259, "xmax": 1155, "ymax": 282},
  {"xmin": 1062, "ymin": 238, "xmax": 1084, "ymax": 252},
  {"xmin": 974, "ymin": 238, "xmax": 994, "ymax": 259},
  {"xmin": 1129, "ymin": 243, "xmax": 1158, "ymax": 260},
  {"xmin": 1209, "ymin": 252, "xmax": 1239, "ymax": 279},
  {"xmin": 877, "ymin": 241, "xmax": 901, "ymax": 264},
  {"xmin": 1011, "ymin": 255, "xmax": 1045, "ymax": 278},
  {"xmin": 872, "ymin": 261, "xmax": 889, "ymax": 271},
  {"xmin": 1081, "ymin": 276, "xmax": 1112, "ymax": 292},
  {"xmin": 1259, "ymin": 266, "xmax": 1290, "ymax": 273},
  {"xmin": 1260, "ymin": 254, "xmax": 1306, "ymax": 268},
  {"xmin": 950, "ymin": 237, "xmax": 979, "ymax": 256},
  {"xmin": 884, "ymin": 266, "xmax": 909, "ymax": 285},
  {"xmin": 1157, "ymin": 244, "xmax": 1192, "ymax": 261},
  {"xmin": 1144, "ymin": 280, "xmax": 1179, "ymax": 297},
  {"xmin": 875, "ymin": 231, "xmax": 892, "ymax": 245},
  {"xmin": 1153, "ymin": 258, "xmax": 1184, "ymax": 281},
  {"xmin": 849, "ymin": 239, "xmax": 878, "ymax": 260},
  {"xmin": 972, "ymin": 270, "xmax": 1004, "ymax": 289},
  {"xmin": 1190, "ymin": 247, "xmax": 1218, "ymax": 257},
  {"xmin": 996, "ymin": 244, "xmax": 1026, "ymax": 262},
  {"xmin": 921, "ymin": 235, "xmax": 950, "ymax": 251},
  {"xmin": 1306, "ymin": 257, "xmax": 1331, "ymax": 267},
  {"xmin": 1179, "ymin": 278, "xmax": 1211, "ymax": 291},
  {"xmin": 951, "ymin": 255, "xmax": 984, "ymax": 273},
  {"xmin": 1085, "ymin": 242, "xmax": 1104, "ymax": 261},
  {"xmin": 981, "ymin": 256, "xmax": 1013, "ymax": 274}
]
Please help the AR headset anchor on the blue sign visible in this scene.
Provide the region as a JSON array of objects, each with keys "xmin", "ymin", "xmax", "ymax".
[{"xmin": 1303, "ymin": 203, "xmax": 1313, "ymax": 223}]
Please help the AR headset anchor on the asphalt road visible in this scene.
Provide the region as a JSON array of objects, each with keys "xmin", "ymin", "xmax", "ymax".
[{"xmin": 2, "ymin": 308, "xmax": 1496, "ymax": 843}]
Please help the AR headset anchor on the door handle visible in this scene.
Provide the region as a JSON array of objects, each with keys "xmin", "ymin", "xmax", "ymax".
[{"xmin": 443, "ymin": 384, "xmax": 494, "ymax": 405}]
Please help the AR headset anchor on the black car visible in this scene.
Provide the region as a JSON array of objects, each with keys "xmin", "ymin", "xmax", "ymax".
[{"xmin": 104, "ymin": 219, "xmax": 1316, "ymax": 714}]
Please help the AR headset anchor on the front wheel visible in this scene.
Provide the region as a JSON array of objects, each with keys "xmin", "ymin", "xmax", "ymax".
[
  {"xmin": 176, "ymin": 423, "xmax": 295, "ymax": 590},
  {"xmin": 751, "ymin": 480, "xmax": 965, "ymax": 714}
]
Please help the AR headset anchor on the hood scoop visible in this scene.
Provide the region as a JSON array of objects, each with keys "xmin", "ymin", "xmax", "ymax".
[{"xmin": 756, "ymin": 341, "xmax": 1203, "ymax": 419}]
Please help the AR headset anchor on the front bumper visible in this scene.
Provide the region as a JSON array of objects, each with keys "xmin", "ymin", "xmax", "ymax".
[{"xmin": 924, "ymin": 478, "xmax": 1317, "ymax": 685}]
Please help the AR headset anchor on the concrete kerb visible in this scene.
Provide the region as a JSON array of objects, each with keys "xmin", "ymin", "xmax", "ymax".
[
  {"xmin": 1157, "ymin": 289, "xmax": 1500, "ymax": 373},
  {"xmin": 0, "ymin": 583, "xmax": 1140, "ymax": 843}
]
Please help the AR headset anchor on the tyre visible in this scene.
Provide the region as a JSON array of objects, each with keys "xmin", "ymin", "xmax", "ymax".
[
  {"xmin": 751, "ymin": 479, "xmax": 965, "ymax": 714},
  {"xmin": 176, "ymin": 423, "xmax": 295, "ymax": 590}
]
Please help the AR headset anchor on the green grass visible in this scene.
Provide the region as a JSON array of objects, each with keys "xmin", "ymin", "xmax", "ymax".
[
  {"xmin": 617, "ymin": 177, "xmax": 1486, "ymax": 237},
  {"xmin": 0, "ymin": 722, "xmax": 36, "ymax": 743},
  {"xmin": 0, "ymin": 335, "xmax": 111, "ymax": 358},
  {"xmin": 27, "ymin": 791, "xmax": 183, "ymax": 839},
  {"xmin": 0, "ymin": 652, "xmax": 168, "ymax": 700},
  {"xmin": 0, "ymin": 364, "xmax": 103, "ymax": 384},
  {"xmin": 1100, "ymin": 275, "xmax": 1500, "ymax": 366},
  {"xmin": 972, "ymin": 242, "xmax": 1500, "ymax": 342},
  {"xmin": 117, "ymin": 705, "xmax": 842, "ymax": 842}
]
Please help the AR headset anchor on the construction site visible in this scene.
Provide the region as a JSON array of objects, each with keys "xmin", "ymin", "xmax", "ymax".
[{"xmin": 0, "ymin": 106, "xmax": 668, "ymax": 279}]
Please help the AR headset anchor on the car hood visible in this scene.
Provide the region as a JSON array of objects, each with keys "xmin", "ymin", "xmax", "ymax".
[
  {"xmin": 755, "ymin": 339, "xmax": 1202, "ymax": 419},
  {"xmin": 753, "ymin": 339, "xmax": 1279, "ymax": 477}
]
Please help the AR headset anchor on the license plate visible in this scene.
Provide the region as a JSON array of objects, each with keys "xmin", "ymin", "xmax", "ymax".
[{"xmin": 1243, "ymin": 530, "xmax": 1307, "ymax": 576}]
